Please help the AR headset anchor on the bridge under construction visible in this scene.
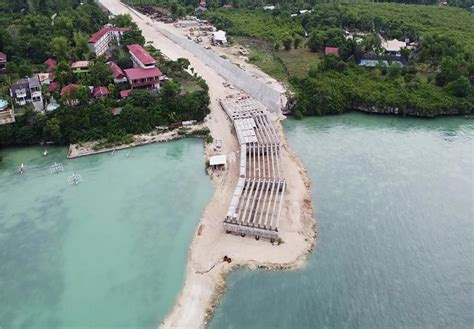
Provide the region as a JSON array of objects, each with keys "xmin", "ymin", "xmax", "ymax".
[{"xmin": 221, "ymin": 96, "xmax": 286, "ymax": 242}]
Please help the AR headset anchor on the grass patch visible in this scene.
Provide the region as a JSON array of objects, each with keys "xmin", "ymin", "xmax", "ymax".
[{"xmin": 239, "ymin": 37, "xmax": 321, "ymax": 86}]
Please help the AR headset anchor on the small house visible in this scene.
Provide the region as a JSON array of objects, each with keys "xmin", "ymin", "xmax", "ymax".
[
  {"xmin": 0, "ymin": 52, "xmax": 7, "ymax": 74},
  {"xmin": 48, "ymin": 82, "xmax": 60, "ymax": 94},
  {"xmin": 92, "ymin": 86, "xmax": 109, "ymax": 98},
  {"xmin": 325, "ymin": 47, "xmax": 339, "ymax": 56},
  {"xmin": 71, "ymin": 61, "xmax": 90, "ymax": 74},
  {"xmin": 120, "ymin": 89, "xmax": 132, "ymax": 99},
  {"xmin": 108, "ymin": 61, "xmax": 127, "ymax": 84},
  {"xmin": 44, "ymin": 58, "xmax": 57, "ymax": 73},
  {"xmin": 60, "ymin": 84, "xmax": 80, "ymax": 106}
]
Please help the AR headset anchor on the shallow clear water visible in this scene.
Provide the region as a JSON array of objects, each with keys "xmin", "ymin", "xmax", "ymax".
[
  {"xmin": 0, "ymin": 140, "xmax": 212, "ymax": 328},
  {"xmin": 211, "ymin": 113, "xmax": 474, "ymax": 329}
]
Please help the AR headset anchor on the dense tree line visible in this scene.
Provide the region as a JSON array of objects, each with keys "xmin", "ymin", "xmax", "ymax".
[
  {"xmin": 205, "ymin": 2, "xmax": 473, "ymax": 116},
  {"xmin": 0, "ymin": 78, "xmax": 210, "ymax": 147}
]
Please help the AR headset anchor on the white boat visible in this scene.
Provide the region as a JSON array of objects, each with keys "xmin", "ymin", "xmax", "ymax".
[
  {"xmin": 18, "ymin": 163, "xmax": 25, "ymax": 174},
  {"xmin": 43, "ymin": 150, "xmax": 48, "ymax": 157}
]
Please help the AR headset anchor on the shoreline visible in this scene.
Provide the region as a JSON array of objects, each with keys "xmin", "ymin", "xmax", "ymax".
[{"xmin": 67, "ymin": 124, "xmax": 204, "ymax": 159}]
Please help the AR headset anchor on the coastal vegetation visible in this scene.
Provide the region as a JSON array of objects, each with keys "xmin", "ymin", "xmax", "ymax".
[
  {"xmin": 0, "ymin": 1, "xmax": 210, "ymax": 147},
  {"xmin": 206, "ymin": 3, "xmax": 473, "ymax": 116}
]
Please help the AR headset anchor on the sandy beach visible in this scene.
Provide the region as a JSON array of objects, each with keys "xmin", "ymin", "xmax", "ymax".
[{"xmin": 98, "ymin": 1, "xmax": 316, "ymax": 327}]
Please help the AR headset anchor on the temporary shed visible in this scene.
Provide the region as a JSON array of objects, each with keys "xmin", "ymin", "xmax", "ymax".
[
  {"xmin": 212, "ymin": 30, "xmax": 227, "ymax": 45},
  {"xmin": 209, "ymin": 154, "xmax": 227, "ymax": 169}
]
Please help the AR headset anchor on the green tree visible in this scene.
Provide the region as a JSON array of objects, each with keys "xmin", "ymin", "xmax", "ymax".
[
  {"xmin": 55, "ymin": 61, "xmax": 73, "ymax": 86},
  {"xmin": 88, "ymin": 60, "xmax": 113, "ymax": 86},
  {"xmin": 111, "ymin": 14, "xmax": 135, "ymax": 28},
  {"xmin": 73, "ymin": 32, "xmax": 90, "ymax": 60},
  {"xmin": 50, "ymin": 36, "xmax": 69, "ymax": 61},
  {"xmin": 446, "ymin": 77, "xmax": 471, "ymax": 97},
  {"xmin": 293, "ymin": 36, "xmax": 302, "ymax": 49},
  {"xmin": 282, "ymin": 36, "xmax": 293, "ymax": 51}
]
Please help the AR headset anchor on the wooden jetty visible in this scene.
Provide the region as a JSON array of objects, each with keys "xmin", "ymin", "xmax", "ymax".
[{"xmin": 221, "ymin": 96, "xmax": 286, "ymax": 241}]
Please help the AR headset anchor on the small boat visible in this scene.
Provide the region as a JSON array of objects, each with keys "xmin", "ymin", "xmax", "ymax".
[
  {"xmin": 43, "ymin": 150, "xmax": 48, "ymax": 157},
  {"xmin": 18, "ymin": 163, "xmax": 25, "ymax": 175}
]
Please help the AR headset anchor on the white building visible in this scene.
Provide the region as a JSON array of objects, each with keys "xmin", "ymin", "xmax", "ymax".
[{"xmin": 88, "ymin": 26, "xmax": 129, "ymax": 56}]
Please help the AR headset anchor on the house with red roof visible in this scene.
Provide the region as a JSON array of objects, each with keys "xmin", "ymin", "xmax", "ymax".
[
  {"xmin": 0, "ymin": 52, "xmax": 7, "ymax": 74},
  {"xmin": 48, "ymin": 82, "xmax": 60, "ymax": 94},
  {"xmin": 325, "ymin": 47, "xmax": 339, "ymax": 56},
  {"xmin": 127, "ymin": 44, "xmax": 156, "ymax": 70},
  {"xmin": 120, "ymin": 89, "xmax": 132, "ymax": 99},
  {"xmin": 92, "ymin": 86, "xmax": 109, "ymax": 98},
  {"xmin": 108, "ymin": 61, "xmax": 127, "ymax": 84},
  {"xmin": 124, "ymin": 67, "xmax": 162, "ymax": 91},
  {"xmin": 61, "ymin": 84, "xmax": 80, "ymax": 106},
  {"xmin": 44, "ymin": 58, "xmax": 57, "ymax": 73},
  {"xmin": 88, "ymin": 26, "xmax": 129, "ymax": 56}
]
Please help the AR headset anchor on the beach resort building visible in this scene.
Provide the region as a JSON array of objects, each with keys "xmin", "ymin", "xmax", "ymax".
[
  {"xmin": 88, "ymin": 26, "xmax": 129, "ymax": 56},
  {"xmin": 124, "ymin": 44, "xmax": 162, "ymax": 91},
  {"xmin": 127, "ymin": 44, "xmax": 156, "ymax": 69},
  {"xmin": 124, "ymin": 67, "xmax": 162, "ymax": 90},
  {"xmin": 10, "ymin": 76, "xmax": 44, "ymax": 111}
]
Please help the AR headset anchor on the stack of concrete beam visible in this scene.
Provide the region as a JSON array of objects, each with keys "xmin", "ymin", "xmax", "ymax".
[{"xmin": 221, "ymin": 97, "xmax": 286, "ymax": 241}]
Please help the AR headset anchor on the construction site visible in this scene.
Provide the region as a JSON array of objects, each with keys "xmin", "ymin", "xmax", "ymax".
[{"xmin": 221, "ymin": 96, "xmax": 285, "ymax": 242}]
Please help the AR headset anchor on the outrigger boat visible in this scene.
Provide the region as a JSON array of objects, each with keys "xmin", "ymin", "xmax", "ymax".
[{"xmin": 18, "ymin": 163, "xmax": 25, "ymax": 175}]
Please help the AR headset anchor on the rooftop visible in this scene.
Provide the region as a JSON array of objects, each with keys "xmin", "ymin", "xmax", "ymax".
[
  {"xmin": 127, "ymin": 44, "xmax": 155, "ymax": 66},
  {"xmin": 92, "ymin": 86, "xmax": 109, "ymax": 97},
  {"xmin": 124, "ymin": 67, "xmax": 162, "ymax": 80},
  {"xmin": 0, "ymin": 52, "xmax": 7, "ymax": 61},
  {"xmin": 213, "ymin": 30, "xmax": 227, "ymax": 42},
  {"xmin": 108, "ymin": 61, "xmax": 125, "ymax": 79},
  {"xmin": 120, "ymin": 89, "xmax": 132, "ymax": 98},
  {"xmin": 44, "ymin": 58, "xmax": 57, "ymax": 68},
  {"xmin": 71, "ymin": 61, "xmax": 90, "ymax": 69},
  {"xmin": 61, "ymin": 84, "xmax": 80, "ymax": 96},
  {"xmin": 89, "ymin": 26, "xmax": 129, "ymax": 44},
  {"xmin": 382, "ymin": 39, "xmax": 406, "ymax": 52},
  {"xmin": 325, "ymin": 47, "xmax": 339, "ymax": 55},
  {"xmin": 209, "ymin": 154, "xmax": 226, "ymax": 166},
  {"xmin": 48, "ymin": 82, "xmax": 60, "ymax": 93}
]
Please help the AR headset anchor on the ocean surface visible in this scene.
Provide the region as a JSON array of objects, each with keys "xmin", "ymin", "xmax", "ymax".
[
  {"xmin": 0, "ymin": 140, "xmax": 213, "ymax": 328},
  {"xmin": 211, "ymin": 113, "xmax": 473, "ymax": 329}
]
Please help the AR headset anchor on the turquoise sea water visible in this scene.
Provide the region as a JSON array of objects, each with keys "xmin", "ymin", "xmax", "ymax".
[
  {"xmin": 0, "ymin": 140, "xmax": 212, "ymax": 328},
  {"xmin": 211, "ymin": 113, "xmax": 473, "ymax": 329}
]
